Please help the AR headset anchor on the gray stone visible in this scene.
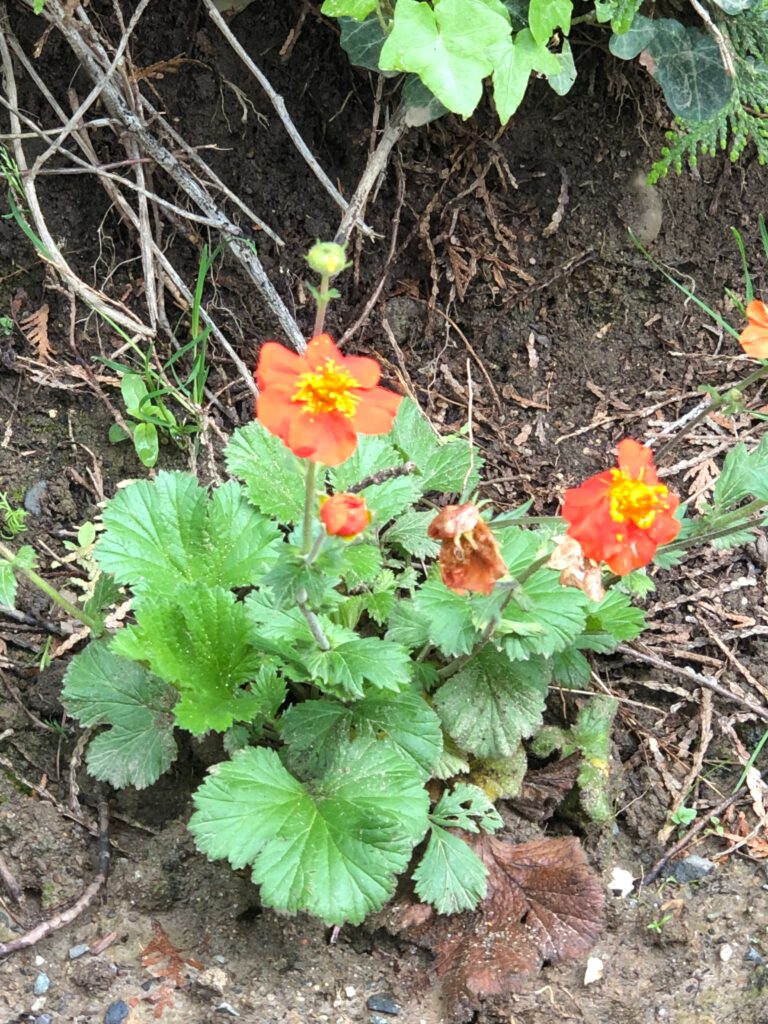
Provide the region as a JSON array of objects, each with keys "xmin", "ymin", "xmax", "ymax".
[
  {"xmin": 366, "ymin": 992, "xmax": 400, "ymax": 1015},
  {"xmin": 666, "ymin": 855, "xmax": 715, "ymax": 883},
  {"xmin": 68, "ymin": 943, "xmax": 90, "ymax": 960},
  {"xmin": 103, "ymin": 999, "xmax": 129, "ymax": 1024},
  {"xmin": 33, "ymin": 973, "xmax": 50, "ymax": 995}
]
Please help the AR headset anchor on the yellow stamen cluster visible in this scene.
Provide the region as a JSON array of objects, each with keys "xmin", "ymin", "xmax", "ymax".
[
  {"xmin": 292, "ymin": 359, "xmax": 359, "ymax": 418},
  {"xmin": 608, "ymin": 468, "xmax": 670, "ymax": 529}
]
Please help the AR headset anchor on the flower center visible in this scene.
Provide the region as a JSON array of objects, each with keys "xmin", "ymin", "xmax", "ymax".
[
  {"xmin": 292, "ymin": 359, "xmax": 359, "ymax": 418},
  {"xmin": 608, "ymin": 469, "xmax": 670, "ymax": 529}
]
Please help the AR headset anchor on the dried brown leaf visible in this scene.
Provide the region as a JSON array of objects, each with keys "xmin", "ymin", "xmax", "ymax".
[
  {"xmin": 400, "ymin": 834, "xmax": 604, "ymax": 1020},
  {"xmin": 19, "ymin": 304, "xmax": 53, "ymax": 363},
  {"xmin": 507, "ymin": 753, "xmax": 582, "ymax": 822}
]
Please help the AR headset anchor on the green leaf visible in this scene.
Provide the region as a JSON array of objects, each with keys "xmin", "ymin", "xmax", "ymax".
[
  {"xmin": 610, "ymin": 16, "xmax": 732, "ymax": 121},
  {"xmin": 434, "ymin": 648, "xmax": 550, "ymax": 758},
  {"xmin": 61, "ymin": 641, "xmax": 177, "ymax": 789},
  {"xmin": 321, "ymin": 0, "xmax": 378, "ymax": 18},
  {"xmin": 402, "ymin": 74, "xmax": 449, "ymax": 126},
  {"xmin": 551, "ymin": 647, "xmax": 591, "ymax": 688},
  {"xmin": 577, "ymin": 589, "xmax": 645, "ymax": 652},
  {"xmin": 111, "ymin": 586, "xmax": 264, "ymax": 734},
  {"xmin": 492, "ymin": 28, "xmax": 561, "ymax": 123},
  {"xmin": 262, "ymin": 546, "xmax": 340, "ymax": 607},
  {"xmin": 0, "ymin": 561, "xmax": 17, "ymax": 607},
  {"xmin": 280, "ymin": 689, "xmax": 443, "ymax": 779},
  {"xmin": 120, "ymin": 372, "xmax": 148, "ymax": 415},
  {"xmin": 382, "ymin": 510, "xmax": 440, "ymax": 558},
  {"xmin": 82, "ymin": 572, "xmax": 123, "ymax": 620},
  {"xmin": 430, "ymin": 781, "xmax": 504, "ymax": 832},
  {"xmin": 225, "ymin": 422, "xmax": 309, "ymax": 522},
  {"xmin": 497, "ymin": 567, "xmax": 587, "ymax": 660},
  {"xmin": 532, "ymin": 695, "xmax": 617, "ymax": 823},
  {"xmin": 330, "ymin": 435, "xmax": 423, "ymax": 520},
  {"xmin": 471, "ymin": 747, "xmax": 528, "ymax": 799},
  {"xmin": 379, "ymin": 0, "xmax": 499, "ymax": 118},
  {"xmin": 548, "ymin": 38, "xmax": 577, "ymax": 96},
  {"xmin": 339, "ymin": 15, "xmax": 395, "ymax": 73},
  {"xmin": 96, "ymin": 473, "xmax": 280, "ymax": 601},
  {"xmin": 304, "ymin": 627, "xmax": 412, "ymax": 698},
  {"xmin": 528, "ymin": 0, "xmax": 572, "ymax": 46},
  {"xmin": 340, "ymin": 543, "xmax": 382, "ymax": 587},
  {"xmin": 413, "ymin": 826, "xmax": 488, "ymax": 913},
  {"xmin": 108, "ymin": 422, "xmax": 131, "ymax": 444},
  {"xmin": 189, "ymin": 739, "xmax": 429, "ymax": 925},
  {"xmin": 385, "ymin": 601, "xmax": 431, "ymax": 650},
  {"xmin": 391, "ymin": 398, "xmax": 480, "ymax": 493},
  {"xmin": 413, "ymin": 576, "xmax": 479, "ymax": 657},
  {"xmin": 594, "ymin": 0, "xmax": 643, "ymax": 33},
  {"xmin": 133, "ymin": 421, "xmax": 159, "ymax": 468},
  {"xmin": 714, "ymin": 435, "xmax": 768, "ymax": 507}
]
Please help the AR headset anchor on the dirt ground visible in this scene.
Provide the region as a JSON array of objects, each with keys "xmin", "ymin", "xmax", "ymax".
[{"xmin": 2, "ymin": 1, "xmax": 768, "ymax": 1022}]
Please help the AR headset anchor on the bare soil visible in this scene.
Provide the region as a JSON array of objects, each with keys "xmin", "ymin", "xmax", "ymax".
[{"xmin": 2, "ymin": 2, "xmax": 768, "ymax": 1022}]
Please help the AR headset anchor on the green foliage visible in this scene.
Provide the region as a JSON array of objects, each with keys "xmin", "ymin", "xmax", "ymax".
[
  {"xmin": 0, "ymin": 491, "xmax": 27, "ymax": 540},
  {"xmin": 0, "ymin": 544, "xmax": 35, "ymax": 608},
  {"xmin": 61, "ymin": 642, "xmax": 177, "ymax": 789},
  {"xmin": 533, "ymin": 695, "xmax": 618, "ymax": 822},
  {"xmin": 226, "ymin": 421, "xmax": 309, "ymax": 522},
  {"xmin": 645, "ymin": 3, "xmax": 768, "ymax": 182},
  {"xmin": 189, "ymin": 739, "xmax": 429, "ymax": 925}
]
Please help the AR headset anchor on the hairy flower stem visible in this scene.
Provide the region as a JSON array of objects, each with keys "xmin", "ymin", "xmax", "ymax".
[
  {"xmin": 296, "ymin": 587, "xmax": 330, "ymax": 651},
  {"xmin": 313, "ymin": 271, "xmax": 331, "ymax": 338},
  {"xmin": 664, "ymin": 498, "xmax": 768, "ymax": 552},
  {"xmin": 656, "ymin": 361, "xmax": 768, "ymax": 462},
  {"xmin": 301, "ymin": 461, "xmax": 318, "ymax": 556},
  {"xmin": 0, "ymin": 542, "xmax": 102, "ymax": 635}
]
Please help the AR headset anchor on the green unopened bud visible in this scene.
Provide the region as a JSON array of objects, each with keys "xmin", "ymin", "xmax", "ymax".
[{"xmin": 306, "ymin": 241, "xmax": 348, "ymax": 278}]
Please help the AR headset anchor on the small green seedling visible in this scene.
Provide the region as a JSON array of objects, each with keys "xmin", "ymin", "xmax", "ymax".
[
  {"xmin": 669, "ymin": 805, "xmax": 698, "ymax": 827},
  {"xmin": 109, "ymin": 372, "xmax": 183, "ymax": 468},
  {"xmin": 0, "ymin": 492, "xmax": 27, "ymax": 540},
  {"xmin": 647, "ymin": 913, "xmax": 673, "ymax": 933}
]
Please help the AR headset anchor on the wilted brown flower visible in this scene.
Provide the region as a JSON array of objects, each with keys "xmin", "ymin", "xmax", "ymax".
[
  {"xmin": 428, "ymin": 503, "xmax": 508, "ymax": 596},
  {"xmin": 547, "ymin": 536, "xmax": 605, "ymax": 603}
]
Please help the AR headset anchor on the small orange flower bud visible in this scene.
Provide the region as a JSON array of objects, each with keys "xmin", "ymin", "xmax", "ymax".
[
  {"xmin": 320, "ymin": 493, "xmax": 371, "ymax": 539},
  {"xmin": 428, "ymin": 503, "xmax": 508, "ymax": 596}
]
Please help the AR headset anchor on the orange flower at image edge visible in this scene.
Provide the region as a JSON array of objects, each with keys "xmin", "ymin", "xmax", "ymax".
[
  {"xmin": 739, "ymin": 299, "xmax": 768, "ymax": 359},
  {"xmin": 561, "ymin": 439, "xmax": 680, "ymax": 576},
  {"xmin": 256, "ymin": 333, "xmax": 402, "ymax": 466},
  {"xmin": 320, "ymin": 493, "xmax": 371, "ymax": 539},
  {"xmin": 428, "ymin": 503, "xmax": 508, "ymax": 596}
]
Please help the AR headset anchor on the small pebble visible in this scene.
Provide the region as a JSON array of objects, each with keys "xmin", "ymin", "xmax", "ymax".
[
  {"xmin": 214, "ymin": 954, "xmax": 228, "ymax": 965},
  {"xmin": 103, "ymin": 999, "xmax": 130, "ymax": 1024},
  {"xmin": 34, "ymin": 1016, "xmax": 52, "ymax": 1024},
  {"xmin": 33, "ymin": 973, "xmax": 50, "ymax": 996},
  {"xmin": 720, "ymin": 943, "xmax": 734, "ymax": 963},
  {"xmin": 344, "ymin": 985, "xmax": 357, "ymax": 999},
  {"xmin": 667, "ymin": 856, "xmax": 715, "ymax": 884},
  {"xmin": 370, "ymin": 1017, "xmax": 393, "ymax": 1024},
  {"xmin": 197, "ymin": 967, "xmax": 229, "ymax": 996},
  {"xmin": 23, "ymin": 480, "xmax": 47, "ymax": 516},
  {"xmin": 214, "ymin": 1003, "xmax": 240, "ymax": 1017},
  {"xmin": 68, "ymin": 943, "xmax": 90, "ymax": 960},
  {"xmin": 366, "ymin": 993, "xmax": 400, "ymax": 1015},
  {"xmin": 746, "ymin": 946, "xmax": 766, "ymax": 965},
  {"xmin": 34, "ymin": 955, "xmax": 46, "ymax": 967},
  {"xmin": 30, "ymin": 997, "xmax": 46, "ymax": 1013}
]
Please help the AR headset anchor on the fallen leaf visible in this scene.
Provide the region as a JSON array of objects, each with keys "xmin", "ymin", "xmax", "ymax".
[
  {"xmin": 19, "ymin": 304, "xmax": 53, "ymax": 363},
  {"xmin": 506, "ymin": 752, "xmax": 581, "ymax": 822},
  {"xmin": 399, "ymin": 834, "xmax": 604, "ymax": 1020}
]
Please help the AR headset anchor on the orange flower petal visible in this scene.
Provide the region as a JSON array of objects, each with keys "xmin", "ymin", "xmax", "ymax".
[
  {"xmin": 739, "ymin": 300, "xmax": 768, "ymax": 359},
  {"xmin": 352, "ymin": 386, "xmax": 402, "ymax": 435},
  {"xmin": 256, "ymin": 341, "xmax": 307, "ymax": 392},
  {"xmin": 287, "ymin": 409, "xmax": 357, "ymax": 466}
]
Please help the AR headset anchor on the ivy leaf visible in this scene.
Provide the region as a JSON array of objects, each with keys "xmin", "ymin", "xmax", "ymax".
[
  {"xmin": 111, "ymin": 585, "xmax": 264, "ymax": 734},
  {"xmin": 280, "ymin": 690, "xmax": 443, "ymax": 779},
  {"xmin": 321, "ymin": 0, "xmax": 378, "ymax": 19},
  {"xmin": 594, "ymin": 0, "xmax": 643, "ymax": 33},
  {"xmin": 528, "ymin": 0, "xmax": 572, "ymax": 46},
  {"xmin": 225, "ymin": 422, "xmax": 310, "ymax": 522},
  {"xmin": 339, "ymin": 15, "xmax": 396, "ymax": 73},
  {"xmin": 61, "ymin": 641, "xmax": 177, "ymax": 789},
  {"xmin": 379, "ymin": 0, "xmax": 511, "ymax": 118},
  {"xmin": 430, "ymin": 782, "xmax": 504, "ymax": 833},
  {"xmin": 577, "ymin": 589, "xmax": 645, "ymax": 653},
  {"xmin": 402, "ymin": 74, "xmax": 449, "ymax": 126},
  {"xmin": 304, "ymin": 626, "xmax": 412, "ymax": 698},
  {"xmin": 492, "ymin": 28, "xmax": 561, "ymax": 123},
  {"xmin": 413, "ymin": 826, "xmax": 490, "ymax": 914},
  {"xmin": 96, "ymin": 473, "xmax": 280, "ymax": 600},
  {"xmin": 548, "ymin": 38, "xmax": 577, "ymax": 96},
  {"xmin": 714, "ymin": 435, "xmax": 768, "ymax": 507},
  {"xmin": 189, "ymin": 739, "xmax": 429, "ymax": 925},
  {"xmin": 434, "ymin": 648, "xmax": 550, "ymax": 758},
  {"xmin": 609, "ymin": 16, "xmax": 732, "ymax": 121},
  {"xmin": 413, "ymin": 576, "xmax": 480, "ymax": 657}
]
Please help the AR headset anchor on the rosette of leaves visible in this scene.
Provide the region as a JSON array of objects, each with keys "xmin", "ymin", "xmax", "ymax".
[{"xmin": 60, "ymin": 398, "xmax": 644, "ymax": 928}]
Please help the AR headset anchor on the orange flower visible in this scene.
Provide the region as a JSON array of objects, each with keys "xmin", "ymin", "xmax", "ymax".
[
  {"xmin": 428, "ymin": 503, "xmax": 508, "ymax": 596},
  {"xmin": 320, "ymin": 493, "xmax": 371, "ymax": 539},
  {"xmin": 256, "ymin": 334, "xmax": 402, "ymax": 466},
  {"xmin": 739, "ymin": 299, "xmax": 768, "ymax": 359},
  {"xmin": 561, "ymin": 439, "xmax": 680, "ymax": 576}
]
